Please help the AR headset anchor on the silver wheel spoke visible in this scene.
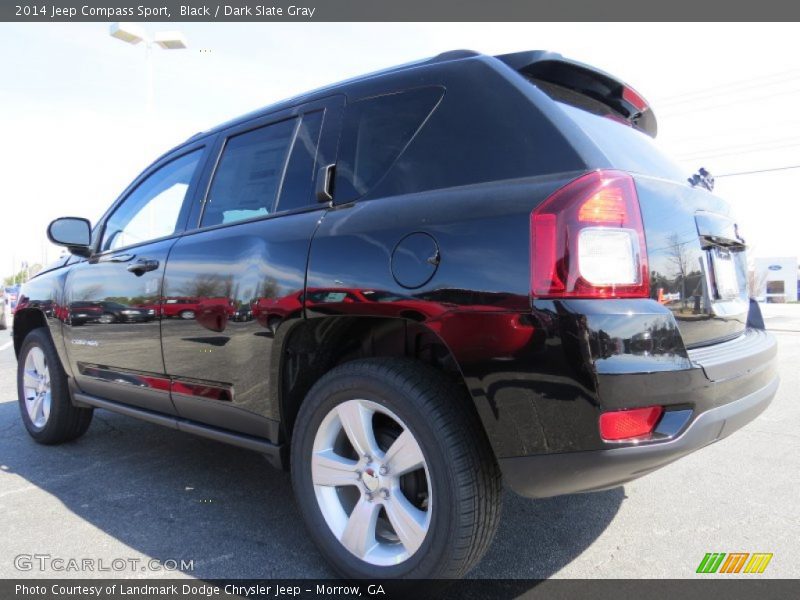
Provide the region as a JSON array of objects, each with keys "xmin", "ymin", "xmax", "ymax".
[
  {"xmin": 31, "ymin": 349, "xmax": 46, "ymax": 375},
  {"xmin": 23, "ymin": 369, "xmax": 41, "ymax": 390},
  {"xmin": 42, "ymin": 393, "xmax": 51, "ymax": 422},
  {"xmin": 312, "ymin": 450, "xmax": 360, "ymax": 487},
  {"xmin": 383, "ymin": 429, "xmax": 425, "ymax": 476},
  {"xmin": 340, "ymin": 497, "xmax": 380, "ymax": 558},
  {"xmin": 29, "ymin": 393, "xmax": 44, "ymax": 424},
  {"xmin": 337, "ymin": 402, "xmax": 380, "ymax": 458},
  {"xmin": 383, "ymin": 490, "xmax": 427, "ymax": 555}
]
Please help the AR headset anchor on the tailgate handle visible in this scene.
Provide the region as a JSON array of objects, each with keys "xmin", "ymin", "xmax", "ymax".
[{"xmin": 695, "ymin": 211, "xmax": 745, "ymax": 249}]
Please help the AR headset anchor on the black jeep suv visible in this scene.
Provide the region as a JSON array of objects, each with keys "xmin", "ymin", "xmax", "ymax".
[{"xmin": 14, "ymin": 50, "xmax": 778, "ymax": 579}]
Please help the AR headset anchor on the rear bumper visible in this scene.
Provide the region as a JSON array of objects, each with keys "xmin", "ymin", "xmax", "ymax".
[{"xmin": 500, "ymin": 329, "xmax": 779, "ymax": 498}]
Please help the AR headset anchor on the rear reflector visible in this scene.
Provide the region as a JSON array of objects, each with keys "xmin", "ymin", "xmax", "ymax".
[{"xmin": 599, "ymin": 406, "xmax": 663, "ymax": 441}]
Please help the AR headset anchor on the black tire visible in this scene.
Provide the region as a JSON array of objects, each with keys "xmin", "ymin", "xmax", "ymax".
[
  {"xmin": 291, "ymin": 358, "xmax": 501, "ymax": 579},
  {"xmin": 17, "ymin": 327, "xmax": 93, "ymax": 444}
]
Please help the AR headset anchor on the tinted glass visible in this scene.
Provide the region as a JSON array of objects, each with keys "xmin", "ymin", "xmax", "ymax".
[
  {"xmin": 202, "ymin": 118, "xmax": 296, "ymax": 227},
  {"xmin": 335, "ymin": 87, "xmax": 443, "ymax": 200},
  {"xmin": 361, "ymin": 290, "xmax": 406, "ymax": 302},
  {"xmin": 102, "ymin": 150, "xmax": 201, "ymax": 252},
  {"xmin": 306, "ymin": 291, "xmax": 357, "ymax": 303},
  {"xmin": 276, "ymin": 110, "xmax": 324, "ymax": 212}
]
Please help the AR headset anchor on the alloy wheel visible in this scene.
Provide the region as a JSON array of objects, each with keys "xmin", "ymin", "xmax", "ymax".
[
  {"xmin": 311, "ymin": 399, "xmax": 432, "ymax": 566},
  {"xmin": 22, "ymin": 346, "xmax": 51, "ymax": 429}
]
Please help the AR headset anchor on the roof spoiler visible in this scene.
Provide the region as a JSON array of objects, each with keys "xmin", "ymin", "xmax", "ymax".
[{"xmin": 496, "ymin": 50, "xmax": 657, "ymax": 138}]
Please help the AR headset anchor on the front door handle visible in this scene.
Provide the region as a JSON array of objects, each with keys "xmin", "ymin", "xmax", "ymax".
[{"xmin": 127, "ymin": 259, "xmax": 159, "ymax": 275}]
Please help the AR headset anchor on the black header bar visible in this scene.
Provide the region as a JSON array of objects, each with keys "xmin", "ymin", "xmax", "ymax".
[{"xmin": 4, "ymin": 0, "xmax": 800, "ymax": 22}]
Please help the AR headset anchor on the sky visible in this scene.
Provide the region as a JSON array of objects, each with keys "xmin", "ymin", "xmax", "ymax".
[{"xmin": 1, "ymin": 22, "xmax": 800, "ymax": 278}]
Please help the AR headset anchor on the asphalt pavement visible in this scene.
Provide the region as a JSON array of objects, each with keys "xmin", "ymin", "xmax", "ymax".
[{"xmin": 0, "ymin": 305, "xmax": 798, "ymax": 580}]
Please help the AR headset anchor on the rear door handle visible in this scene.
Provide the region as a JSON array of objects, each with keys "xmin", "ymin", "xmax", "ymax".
[
  {"xmin": 127, "ymin": 259, "xmax": 159, "ymax": 275},
  {"xmin": 315, "ymin": 163, "xmax": 335, "ymax": 203}
]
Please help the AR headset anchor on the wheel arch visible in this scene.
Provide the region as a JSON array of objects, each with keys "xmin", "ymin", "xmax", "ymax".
[
  {"xmin": 12, "ymin": 308, "xmax": 48, "ymax": 358},
  {"xmin": 274, "ymin": 315, "xmax": 474, "ymax": 446}
]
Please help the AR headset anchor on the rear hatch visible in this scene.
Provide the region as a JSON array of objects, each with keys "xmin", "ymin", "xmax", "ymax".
[
  {"xmin": 500, "ymin": 51, "xmax": 750, "ymax": 348},
  {"xmin": 635, "ymin": 177, "xmax": 749, "ymax": 347}
]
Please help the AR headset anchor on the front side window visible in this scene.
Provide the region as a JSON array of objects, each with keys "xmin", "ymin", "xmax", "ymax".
[
  {"xmin": 101, "ymin": 150, "xmax": 202, "ymax": 252},
  {"xmin": 201, "ymin": 118, "xmax": 297, "ymax": 228}
]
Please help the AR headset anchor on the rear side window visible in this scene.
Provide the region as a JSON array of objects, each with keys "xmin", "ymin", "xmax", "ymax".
[
  {"xmin": 202, "ymin": 118, "xmax": 296, "ymax": 227},
  {"xmin": 276, "ymin": 110, "xmax": 324, "ymax": 212},
  {"xmin": 335, "ymin": 87, "xmax": 443, "ymax": 201}
]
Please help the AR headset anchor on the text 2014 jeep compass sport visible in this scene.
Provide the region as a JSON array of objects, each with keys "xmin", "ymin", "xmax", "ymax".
[{"xmin": 14, "ymin": 50, "xmax": 779, "ymax": 579}]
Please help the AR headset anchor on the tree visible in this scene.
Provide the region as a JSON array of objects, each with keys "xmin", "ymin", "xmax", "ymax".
[
  {"xmin": 666, "ymin": 233, "xmax": 691, "ymax": 311},
  {"xmin": 748, "ymin": 269, "xmax": 767, "ymax": 299},
  {"xmin": 258, "ymin": 276, "xmax": 281, "ymax": 300},
  {"xmin": 180, "ymin": 273, "xmax": 234, "ymax": 298},
  {"xmin": 76, "ymin": 284, "xmax": 103, "ymax": 301},
  {"xmin": 3, "ymin": 263, "xmax": 43, "ymax": 286}
]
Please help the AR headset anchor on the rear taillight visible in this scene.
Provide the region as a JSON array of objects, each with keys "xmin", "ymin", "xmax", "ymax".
[
  {"xmin": 599, "ymin": 406, "xmax": 663, "ymax": 441},
  {"xmin": 531, "ymin": 170, "xmax": 649, "ymax": 299}
]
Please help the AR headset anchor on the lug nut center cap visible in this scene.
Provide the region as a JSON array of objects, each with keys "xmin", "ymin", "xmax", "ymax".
[{"xmin": 361, "ymin": 467, "xmax": 380, "ymax": 492}]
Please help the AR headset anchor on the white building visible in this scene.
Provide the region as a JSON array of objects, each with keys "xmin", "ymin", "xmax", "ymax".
[{"xmin": 753, "ymin": 257, "xmax": 799, "ymax": 303}]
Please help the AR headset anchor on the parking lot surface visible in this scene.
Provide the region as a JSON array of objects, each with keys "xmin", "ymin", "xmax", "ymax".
[{"xmin": 0, "ymin": 305, "xmax": 798, "ymax": 580}]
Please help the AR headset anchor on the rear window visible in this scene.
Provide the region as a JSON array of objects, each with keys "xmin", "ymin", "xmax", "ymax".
[
  {"xmin": 556, "ymin": 101, "xmax": 687, "ymax": 183},
  {"xmin": 335, "ymin": 87, "xmax": 444, "ymax": 201}
]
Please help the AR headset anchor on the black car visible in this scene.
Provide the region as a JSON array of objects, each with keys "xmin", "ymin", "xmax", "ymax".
[
  {"xmin": 68, "ymin": 300, "xmax": 154, "ymax": 325},
  {"xmin": 13, "ymin": 50, "xmax": 778, "ymax": 580},
  {"xmin": 231, "ymin": 304, "xmax": 253, "ymax": 322}
]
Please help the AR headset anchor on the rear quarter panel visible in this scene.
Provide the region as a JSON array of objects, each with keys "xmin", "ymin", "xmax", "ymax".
[{"xmin": 306, "ymin": 174, "xmax": 583, "ymax": 458}]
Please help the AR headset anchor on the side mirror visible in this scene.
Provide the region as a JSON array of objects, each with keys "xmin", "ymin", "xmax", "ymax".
[{"xmin": 47, "ymin": 217, "xmax": 92, "ymax": 257}]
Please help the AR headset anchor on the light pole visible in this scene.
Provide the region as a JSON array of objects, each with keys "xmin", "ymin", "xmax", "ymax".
[{"xmin": 109, "ymin": 23, "xmax": 188, "ymax": 119}]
